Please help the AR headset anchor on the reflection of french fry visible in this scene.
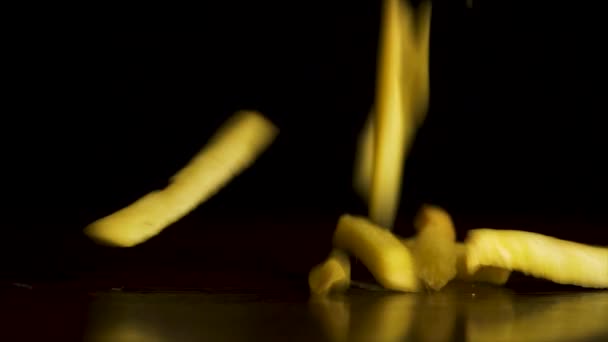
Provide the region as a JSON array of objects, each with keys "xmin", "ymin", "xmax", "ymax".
[
  {"xmin": 350, "ymin": 294, "xmax": 416, "ymax": 342},
  {"xmin": 310, "ymin": 293, "xmax": 417, "ymax": 342},
  {"xmin": 467, "ymin": 292, "xmax": 608, "ymax": 342},
  {"xmin": 309, "ymin": 296, "xmax": 350, "ymax": 342},
  {"xmin": 411, "ymin": 292, "xmax": 457, "ymax": 342},
  {"xmin": 308, "ymin": 250, "xmax": 351, "ymax": 296},
  {"xmin": 466, "ymin": 229, "xmax": 608, "ymax": 288},
  {"xmin": 85, "ymin": 111, "xmax": 278, "ymax": 247},
  {"xmin": 333, "ymin": 214, "xmax": 419, "ymax": 292},
  {"xmin": 410, "ymin": 205, "xmax": 458, "ymax": 290},
  {"xmin": 463, "ymin": 285, "xmax": 517, "ymax": 341}
]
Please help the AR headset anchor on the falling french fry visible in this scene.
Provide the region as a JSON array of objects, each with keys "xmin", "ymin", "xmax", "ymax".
[
  {"xmin": 353, "ymin": 110, "xmax": 375, "ymax": 202},
  {"xmin": 366, "ymin": 0, "xmax": 432, "ymax": 229},
  {"xmin": 85, "ymin": 111, "xmax": 278, "ymax": 247}
]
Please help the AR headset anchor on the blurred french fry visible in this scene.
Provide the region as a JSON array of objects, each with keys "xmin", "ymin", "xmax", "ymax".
[
  {"xmin": 333, "ymin": 214, "xmax": 419, "ymax": 292},
  {"xmin": 309, "ymin": 249, "xmax": 351, "ymax": 296},
  {"xmin": 367, "ymin": 0, "xmax": 432, "ymax": 229},
  {"xmin": 402, "ymin": 0, "xmax": 432, "ymax": 119},
  {"xmin": 466, "ymin": 229, "xmax": 608, "ymax": 288},
  {"xmin": 85, "ymin": 111, "xmax": 278, "ymax": 247},
  {"xmin": 353, "ymin": 110, "xmax": 375, "ymax": 202},
  {"xmin": 410, "ymin": 205, "xmax": 458, "ymax": 290}
]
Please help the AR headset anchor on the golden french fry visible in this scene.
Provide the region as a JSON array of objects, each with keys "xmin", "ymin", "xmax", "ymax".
[
  {"xmin": 85, "ymin": 111, "xmax": 278, "ymax": 247},
  {"xmin": 402, "ymin": 0, "xmax": 432, "ymax": 120},
  {"xmin": 466, "ymin": 229, "xmax": 608, "ymax": 288},
  {"xmin": 350, "ymin": 294, "xmax": 417, "ymax": 342},
  {"xmin": 455, "ymin": 244, "xmax": 511, "ymax": 285},
  {"xmin": 368, "ymin": 0, "xmax": 431, "ymax": 229},
  {"xmin": 353, "ymin": 109, "xmax": 375, "ymax": 202},
  {"xmin": 402, "ymin": 238, "xmax": 511, "ymax": 286},
  {"xmin": 332, "ymin": 214, "xmax": 419, "ymax": 292},
  {"xmin": 309, "ymin": 250, "xmax": 351, "ymax": 296},
  {"xmin": 410, "ymin": 205, "xmax": 458, "ymax": 290}
]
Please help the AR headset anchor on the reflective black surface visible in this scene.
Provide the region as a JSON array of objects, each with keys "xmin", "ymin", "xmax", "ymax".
[{"xmin": 2, "ymin": 279, "xmax": 608, "ymax": 341}]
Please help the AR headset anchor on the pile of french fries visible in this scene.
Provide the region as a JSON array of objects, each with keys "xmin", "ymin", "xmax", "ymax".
[
  {"xmin": 310, "ymin": 0, "xmax": 606, "ymax": 294},
  {"xmin": 309, "ymin": 207, "xmax": 608, "ymax": 295},
  {"xmin": 310, "ymin": 0, "xmax": 606, "ymax": 295},
  {"xmin": 83, "ymin": 0, "xmax": 607, "ymax": 294}
]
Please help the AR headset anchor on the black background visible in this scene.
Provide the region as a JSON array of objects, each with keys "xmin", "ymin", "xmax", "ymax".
[{"xmin": 2, "ymin": 1, "xmax": 607, "ymax": 281}]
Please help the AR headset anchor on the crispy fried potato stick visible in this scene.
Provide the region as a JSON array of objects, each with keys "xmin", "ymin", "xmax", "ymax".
[
  {"xmin": 402, "ymin": 238, "xmax": 511, "ymax": 286},
  {"xmin": 85, "ymin": 111, "xmax": 278, "ymax": 247},
  {"xmin": 455, "ymin": 244, "xmax": 511, "ymax": 285},
  {"xmin": 309, "ymin": 250, "xmax": 351, "ymax": 296},
  {"xmin": 332, "ymin": 214, "xmax": 419, "ymax": 292},
  {"xmin": 368, "ymin": 0, "xmax": 431, "ymax": 229},
  {"xmin": 353, "ymin": 110, "xmax": 375, "ymax": 202},
  {"xmin": 466, "ymin": 229, "xmax": 608, "ymax": 288},
  {"xmin": 410, "ymin": 205, "xmax": 458, "ymax": 290},
  {"xmin": 400, "ymin": 206, "xmax": 509, "ymax": 288}
]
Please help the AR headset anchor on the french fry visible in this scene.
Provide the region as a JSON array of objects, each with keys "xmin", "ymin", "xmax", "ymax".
[
  {"xmin": 401, "ymin": 238, "xmax": 511, "ymax": 286},
  {"xmin": 466, "ymin": 229, "xmax": 608, "ymax": 288},
  {"xmin": 400, "ymin": 205, "xmax": 508, "ymax": 288},
  {"xmin": 353, "ymin": 110, "xmax": 375, "ymax": 202},
  {"xmin": 368, "ymin": 0, "xmax": 431, "ymax": 229},
  {"xmin": 332, "ymin": 214, "xmax": 419, "ymax": 292},
  {"xmin": 410, "ymin": 205, "xmax": 458, "ymax": 290},
  {"xmin": 309, "ymin": 249, "xmax": 351, "ymax": 296},
  {"xmin": 85, "ymin": 111, "xmax": 278, "ymax": 247},
  {"xmin": 455, "ymin": 244, "xmax": 511, "ymax": 285}
]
